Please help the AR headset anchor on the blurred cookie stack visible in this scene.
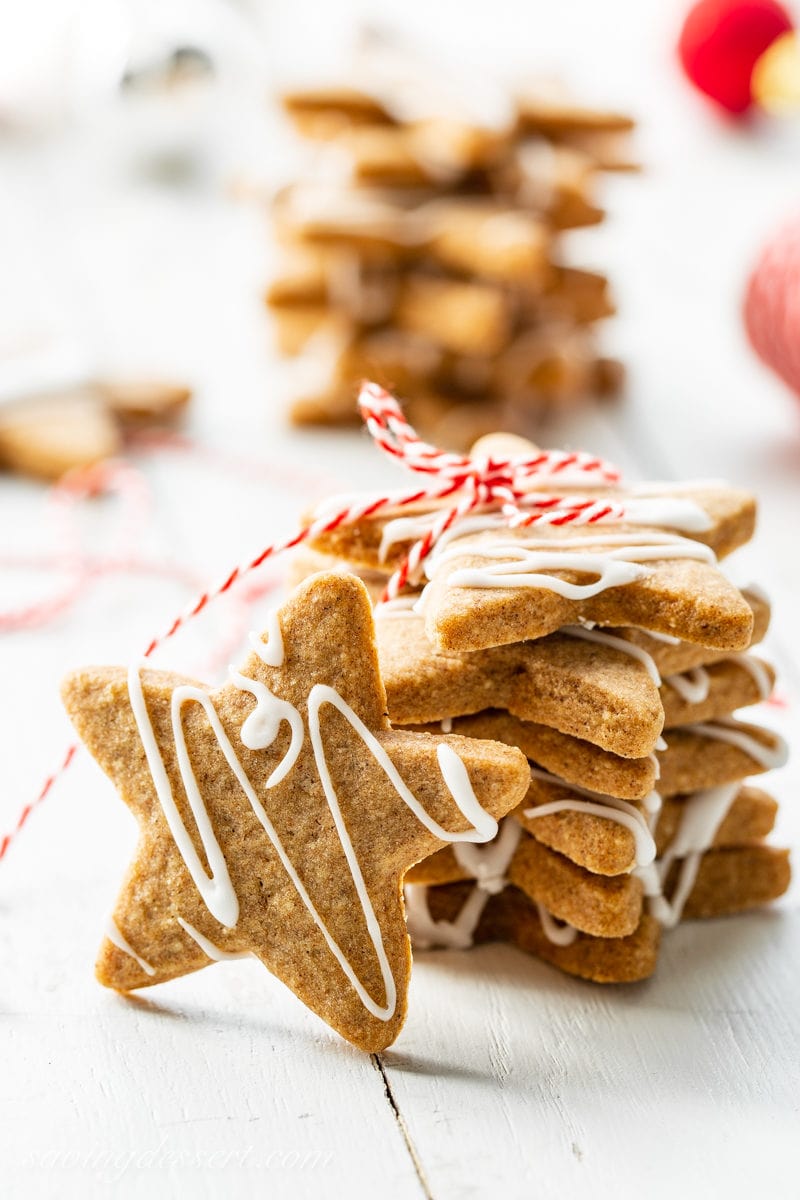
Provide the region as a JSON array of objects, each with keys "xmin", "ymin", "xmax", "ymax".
[
  {"xmin": 293, "ymin": 430, "xmax": 790, "ymax": 984},
  {"xmin": 266, "ymin": 69, "xmax": 635, "ymax": 446}
]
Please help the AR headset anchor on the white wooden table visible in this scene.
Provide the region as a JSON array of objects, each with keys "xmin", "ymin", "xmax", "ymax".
[{"xmin": 2, "ymin": 2, "xmax": 799, "ymax": 1196}]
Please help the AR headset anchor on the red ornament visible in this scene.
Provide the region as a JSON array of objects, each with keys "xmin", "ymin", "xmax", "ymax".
[
  {"xmin": 744, "ymin": 215, "xmax": 800, "ymax": 397},
  {"xmin": 678, "ymin": 0, "xmax": 794, "ymax": 114}
]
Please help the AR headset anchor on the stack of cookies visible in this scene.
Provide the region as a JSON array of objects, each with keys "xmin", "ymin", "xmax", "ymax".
[
  {"xmin": 267, "ymin": 70, "xmax": 635, "ymax": 445},
  {"xmin": 293, "ymin": 432, "xmax": 790, "ymax": 985}
]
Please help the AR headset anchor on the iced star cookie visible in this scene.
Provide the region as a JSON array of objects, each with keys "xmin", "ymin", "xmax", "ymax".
[
  {"xmin": 377, "ymin": 610, "xmax": 664, "ymax": 757},
  {"xmin": 376, "ymin": 612, "xmax": 774, "ymax": 755},
  {"xmin": 304, "ymin": 476, "xmax": 758, "ymax": 660},
  {"xmin": 418, "ymin": 524, "xmax": 755, "ymax": 654},
  {"xmin": 313, "ymin": 472, "xmax": 757, "ymax": 654},
  {"xmin": 61, "ymin": 573, "xmax": 530, "ymax": 1051},
  {"xmin": 660, "ymin": 655, "xmax": 775, "ymax": 726},
  {"xmin": 603, "ymin": 585, "xmax": 771, "ymax": 671},
  {"xmin": 304, "ymin": 476, "xmax": 755, "ymax": 571}
]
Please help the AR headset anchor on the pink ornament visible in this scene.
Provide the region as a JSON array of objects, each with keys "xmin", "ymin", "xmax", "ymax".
[{"xmin": 744, "ymin": 216, "xmax": 800, "ymax": 396}]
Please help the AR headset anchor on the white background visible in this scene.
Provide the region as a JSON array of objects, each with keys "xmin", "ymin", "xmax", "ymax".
[{"xmin": 1, "ymin": 1, "xmax": 799, "ymax": 1196}]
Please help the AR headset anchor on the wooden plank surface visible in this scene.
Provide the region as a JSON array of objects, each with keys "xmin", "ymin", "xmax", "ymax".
[{"xmin": 1, "ymin": 1, "xmax": 799, "ymax": 1196}]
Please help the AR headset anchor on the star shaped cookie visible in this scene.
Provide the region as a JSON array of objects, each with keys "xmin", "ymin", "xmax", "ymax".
[
  {"xmin": 377, "ymin": 610, "xmax": 664, "ymax": 757},
  {"xmin": 61, "ymin": 573, "xmax": 530, "ymax": 1050},
  {"xmin": 377, "ymin": 610, "xmax": 774, "ymax": 758},
  {"xmin": 306, "ymin": 479, "xmax": 757, "ymax": 653}
]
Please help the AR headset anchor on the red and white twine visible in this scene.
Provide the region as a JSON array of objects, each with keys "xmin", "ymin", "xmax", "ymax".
[{"xmin": 0, "ymin": 382, "xmax": 624, "ymax": 862}]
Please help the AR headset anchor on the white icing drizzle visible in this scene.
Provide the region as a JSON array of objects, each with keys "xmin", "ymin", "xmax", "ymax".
[
  {"xmin": 405, "ymin": 882, "xmax": 581, "ymax": 950},
  {"xmin": 636, "ymin": 782, "xmax": 739, "ymax": 928},
  {"xmin": 436, "ymin": 533, "xmax": 715, "ymax": 598},
  {"xmin": 446, "ymin": 547, "xmax": 651, "ymax": 598},
  {"xmin": 525, "ymin": 768, "xmax": 657, "ymax": 868},
  {"xmin": 655, "ymin": 736, "xmax": 668, "ymax": 751},
  {"xmin": 126, "ymin": 654, "xmax": 498, "ymax": 1023},
  {"xmin": 106, "ymin": 918, "xmax": 156, "ymax": 977},
  {"xmin": 560, "ymin": 624, "xmax": 661, "ymax": 685},
  {"xmin": 644, "ymin": 629, "xmax": 682, "ymax": 646},
  {"xmin": 664, "ymin": 658, "xmax": 771, "ymax": 707},
  {"xmin": 642, "ymin": 789, "xmax": 663, "ymax": 815},
  {"xmin": 452, "ymin": 817, "xmax": 523, "ymax": 895},
  {"xmin": 682, "ymin": 718, "xmax": 788, "ymax": 770},
  {"xmin": 373, "ymin": 595, "xmax": 420, "ymax": 619},
  {"xmin": 611, "ymin": 497, "xmax": 712, "ymax": 532},
  {"xmin": 377, "ymin": 496, "xmax": 713, "ymax": 565},
  {"xmin": 729, "ymin": 654, "xmax": 773, "ymax": 701},
  {"xmin": 404, "ymin": 817, "xmax": 522, "ymax": 950},
  {"xmin": 230, "ymin": 670, "xmax": 305, "ymax": 782},
  {"xmin": 536, "ymin": 903, "xmax": 579, "ymax": 946},
  {"xmin": 249, "ymin": 612, "xmax": 284, "ymax": 666},
  {"xmin": 388, "ymin": 513, "xmax": 488, "ymax": 563},
  {"xmin": 177, "ymin": 918, "xmax": 253, "ymax": 962},
  {"xmin": 404, "ymin": 884, "xmax": 484, "ymax": 950},
  {"xmin": 128, "ymin": 666, "xmax": 240, "ymax": 930},
  {"xmin": 664, "ymin": 667, "xmax": 711, "ymax": 704},
  {"xmin": 666, "ymin": 785, "xmax": 737, "ymax": 860},
  {"xmin": 427, "ymin": 527, "xmax": 715, "ymax": 569},
  {"xmin": 440, "ymin": 716, "xmax": 453, "ymax": 733}
]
